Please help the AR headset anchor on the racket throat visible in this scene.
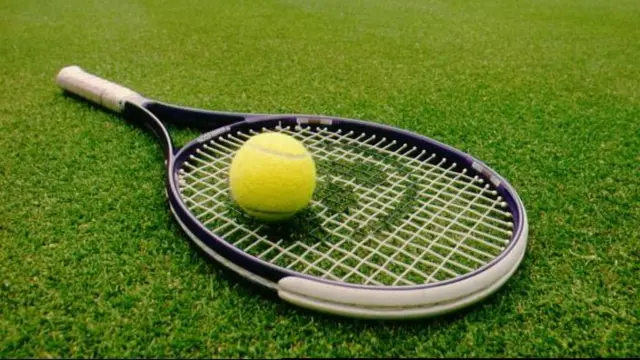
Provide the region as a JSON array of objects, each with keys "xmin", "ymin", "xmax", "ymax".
[{"xmin": 123, "ymin": 103, "xmax": 176, "ymax": 161}]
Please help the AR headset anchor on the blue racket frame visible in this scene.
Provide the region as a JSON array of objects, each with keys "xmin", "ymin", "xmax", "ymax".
[
  {"xmin": 56, "ymin": 64, "xmax": 528, "ymax": 318},
  {"xmin": 122, "ymin": 100, "xmax": 527, "ymax": 292}
]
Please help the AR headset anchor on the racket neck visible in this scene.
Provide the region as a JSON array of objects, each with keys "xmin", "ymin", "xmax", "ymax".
[
  {"xmin": 145, "ymin": 102, "xmax": 248, "ymax": 131},
  {"xmin": 123, "ymin": 102, "xmax": 175, "ymax": 161}
]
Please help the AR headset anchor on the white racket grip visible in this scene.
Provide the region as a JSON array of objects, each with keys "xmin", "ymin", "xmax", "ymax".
[{"xmin": 56, "ymin": 65, "xmax": 143, "ymax": 112}]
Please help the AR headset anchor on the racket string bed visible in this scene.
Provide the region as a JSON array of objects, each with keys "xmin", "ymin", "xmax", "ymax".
[{"xmin": 177, "ymin": 124, "xmax": 515, "ymax": 287}]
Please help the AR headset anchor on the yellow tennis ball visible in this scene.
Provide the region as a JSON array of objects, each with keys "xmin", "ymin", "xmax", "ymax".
[{"xmin": 228, "ymin": 132, "xmax": 317, "ymax": 222}]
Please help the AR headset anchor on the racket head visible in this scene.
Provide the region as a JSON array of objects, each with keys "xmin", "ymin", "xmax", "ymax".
[{"xmin": 165, "ymin": 114, "xmax": 527, "ymax": 304}]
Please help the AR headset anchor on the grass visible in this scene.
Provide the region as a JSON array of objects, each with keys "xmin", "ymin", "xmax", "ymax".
[{"xmin": 1, "ymin": 0, "xmax": 639, "ymax": 357}]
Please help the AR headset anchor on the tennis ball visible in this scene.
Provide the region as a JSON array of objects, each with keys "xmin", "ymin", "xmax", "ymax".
[{"xmin": 229, "ymin": 132, "xmax": 317, "ymax": 222}]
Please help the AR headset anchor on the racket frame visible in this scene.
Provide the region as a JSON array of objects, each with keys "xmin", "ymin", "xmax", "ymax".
[{"xmin": 56, "ymin": 65, "xmax": 529, "ymax": 319}]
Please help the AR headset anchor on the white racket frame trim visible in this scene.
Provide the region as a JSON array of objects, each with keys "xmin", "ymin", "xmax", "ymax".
[{"xmin": 172, "ymin": 203, "xmax": 528, "ymax": 319}]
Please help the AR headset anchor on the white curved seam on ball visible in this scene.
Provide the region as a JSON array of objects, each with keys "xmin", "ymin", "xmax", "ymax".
[{"xmin": 244, "ymin": 143, "xmax": 310, "ymax": 159}]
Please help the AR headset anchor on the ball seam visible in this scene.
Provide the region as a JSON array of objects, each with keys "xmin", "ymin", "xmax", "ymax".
[{"xmin": 244, "ymin": 143, "xmax": 310, "ymax": 159}]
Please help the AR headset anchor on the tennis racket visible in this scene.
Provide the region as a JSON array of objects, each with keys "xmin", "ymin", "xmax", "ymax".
[{"xmin": 56, "ymin": 65, "xmax": 528, "ymax": 320}]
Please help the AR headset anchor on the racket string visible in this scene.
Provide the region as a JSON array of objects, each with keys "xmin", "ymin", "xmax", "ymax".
[
  {"xmin": 178, "ymin": 123, "xmax": 515, "ymax": 286},
  {"xmin": 274, "ymin": 126, "xmax": 451, "ymax": 284}
]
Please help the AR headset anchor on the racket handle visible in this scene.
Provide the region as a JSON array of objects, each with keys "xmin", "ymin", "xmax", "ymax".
[{"xmin": 56, "ymin": 66, "xmax": 143, "ymax": 112}]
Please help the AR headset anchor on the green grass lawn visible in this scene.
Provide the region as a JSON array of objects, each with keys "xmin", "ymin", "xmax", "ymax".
[{"xmin": 1, "ymin": 0, "xmax": 639, "ymax": 357}]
